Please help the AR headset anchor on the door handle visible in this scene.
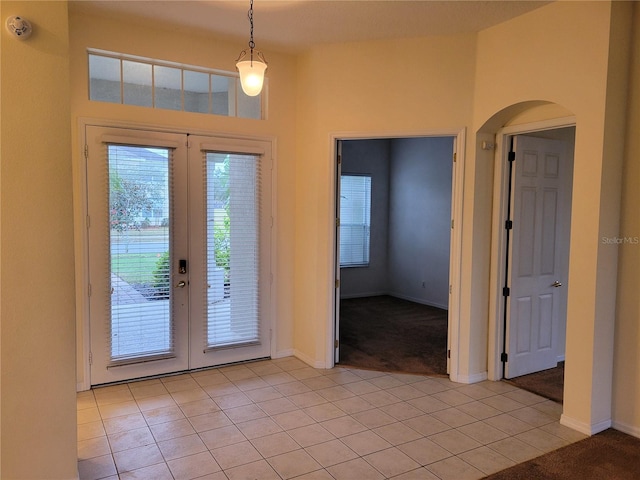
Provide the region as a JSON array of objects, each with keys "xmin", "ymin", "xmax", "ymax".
[
  {"xmin": 175, "ymin": 280, "xmax": 187, "ymax": 288},
  {"xmin": 551, "ymin": 280, "xmax": 562, "ymax": 288}
]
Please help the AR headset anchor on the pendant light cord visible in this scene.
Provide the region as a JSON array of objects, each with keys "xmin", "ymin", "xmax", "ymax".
[{"xmin": 248, "ymin": 0, "xmax": 255, "ymax": 61}]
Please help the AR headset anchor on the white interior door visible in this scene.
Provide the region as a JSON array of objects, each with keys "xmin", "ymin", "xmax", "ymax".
[
  {"xmin": 506, "ymin": 135, "xmax": 568, "ymax": 378},
  {"xmin": 86, "ymin": 126, "xmax": 271, "ymax": 385}
]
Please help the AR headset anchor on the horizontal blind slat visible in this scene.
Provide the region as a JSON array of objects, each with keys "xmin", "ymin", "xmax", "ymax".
[
  {"xmin": 108, "ymin": 144, "xmax": 174, "ymax": 364},
  {"xmin": 340, "ymin": 175, "xmax": 371, "ymax": 266},
  {"xmin": 204, "ymin": 152, "xmax": 261, "ymax": 351}
]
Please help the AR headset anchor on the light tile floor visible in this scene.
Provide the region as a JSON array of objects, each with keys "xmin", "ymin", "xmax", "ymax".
[{"xmin": 77, "ymin": 357, "xmax": 587, "ymax": 480}]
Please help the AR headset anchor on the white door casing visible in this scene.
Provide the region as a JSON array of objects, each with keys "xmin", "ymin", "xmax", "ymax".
[
  {"xmin": 331, "ymin": 131, "xmax": 464, "ymax": 380},
  {"xmin": 334, "ymin": 140, "xmax": 343, "ymax": 363},
  {"xmin": 86, "ymin": 125, "xmax": 272, "ymax": 385},
  {"xmin": 506, "ymin": 135, "xmax": 568, "ymax": 378}
]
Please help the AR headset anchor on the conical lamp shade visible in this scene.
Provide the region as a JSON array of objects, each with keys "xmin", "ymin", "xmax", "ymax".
[{"xmin": 236, "ymin": 59, "xmax": 267, "ymax": 96}]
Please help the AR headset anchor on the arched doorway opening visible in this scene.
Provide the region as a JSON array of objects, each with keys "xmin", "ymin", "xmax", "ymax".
[{"xmin": 482, "ymin": 102, "xmax": 576, "ymax": 406}]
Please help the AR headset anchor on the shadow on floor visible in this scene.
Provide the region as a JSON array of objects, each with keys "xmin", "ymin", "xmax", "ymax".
[{"xmin": 506, "ymin": 362, "xmax": 564, "ymax": 404}]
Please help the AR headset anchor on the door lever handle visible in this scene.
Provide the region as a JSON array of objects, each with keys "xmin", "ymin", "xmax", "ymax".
[
  {"xmin": 551, "ymin": 280, "xmax": 562, "ymax": 288},
  {"xmin": 175, "ymin": 280, "xmax": 187, "ymax": 288}
]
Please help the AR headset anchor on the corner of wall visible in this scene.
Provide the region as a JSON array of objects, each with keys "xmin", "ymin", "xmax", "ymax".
[{"xmin": 612, "ymin": 0, "xmax": 640, "ymax": 438}]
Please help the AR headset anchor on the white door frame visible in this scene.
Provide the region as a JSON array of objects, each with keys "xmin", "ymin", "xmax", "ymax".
[
  {"xmin": 327, "ymin": 128, "xmax": 466, "ymax": 382},
  {"xmin": 76, "ymin": 118, "xmax": 277, "ymax": 390},
  {"xmin": 488, "ymin": 116, "xmax": 576, "ymax": 381}
]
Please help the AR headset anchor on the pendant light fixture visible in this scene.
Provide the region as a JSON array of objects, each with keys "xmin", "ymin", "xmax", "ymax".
[{"xmin": 236, "ymin": 0, "xmax": 267, "ymax": 97}]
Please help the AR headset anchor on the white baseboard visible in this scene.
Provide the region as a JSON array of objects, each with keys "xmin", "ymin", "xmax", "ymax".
[
  {"xmin": 451, "ymin": 371, "xmax": 488, "ymax": 384},
  {"xmin": 77, "ymin": 381, "xmax": 90, "ymax": 392},
  {"xmin": 560, "ymin": 414, "xmax": 612, "ymax": 435},
  {"xmin": 386, "ymin": 292, "xmax": 449, "ymax": 310},
  {"xmin": 339, "ymin": 291, "xmax": 388, "ymax": 300},
  {"xmin": 273, "ymin": 349, "xmax": 294, "ymax": 359},
  {"xmin": 293, "ymin": 349, "xmax": 329, "ymax": 369},
  {"xmin": 612, "ymin": 420, "xmax": 640, "ymax": 439},
  {"xmin": 339, "ymin": 292, "xmax": 448, "ymax": 310}
]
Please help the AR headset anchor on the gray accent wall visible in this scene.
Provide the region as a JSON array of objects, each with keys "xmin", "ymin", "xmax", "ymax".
[
  {"xmin": 340, "ymin": 137, "xmax": 453, "ymax": 309},
  {"xmin": 340, "ymin": 139, "xmax": 391, "ymax": 297}
]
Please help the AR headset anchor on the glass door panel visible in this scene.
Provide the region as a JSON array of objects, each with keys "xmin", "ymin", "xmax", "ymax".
[
  {"xmin": 109, "ymin": 145, "xmax": 171, "ymax": 362},
  {"xmin": 206, "ymin": 153, "xmax": 259, "ymax": 349}
]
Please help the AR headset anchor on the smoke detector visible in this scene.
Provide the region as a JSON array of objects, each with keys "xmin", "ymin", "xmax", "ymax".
[{"xmin": 5, "ymin": 16, "xmax": 33, "ymax": 40}]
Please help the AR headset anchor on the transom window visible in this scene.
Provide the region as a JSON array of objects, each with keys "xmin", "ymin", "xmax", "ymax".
[
  {"xmin": 340, "ymin": 175, "xmax": 371, "ymax": 267},
  {"xmin": 88, "ymin": 49, "xmax": 264, "ymax": 119}
]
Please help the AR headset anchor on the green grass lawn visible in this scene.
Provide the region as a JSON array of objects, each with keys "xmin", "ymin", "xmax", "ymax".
[
  {"xmin": 112, "ymin": 252, "xmax": 166, "ymax": 284},
  {"xmin": 111, "ymin": 227, "xmax": 169, "ymax": 242}
]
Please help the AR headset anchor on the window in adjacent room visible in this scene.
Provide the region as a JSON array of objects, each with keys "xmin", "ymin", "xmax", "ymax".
[{"xmin": 340, "ymin": 174, "xmax": 371, "ymax": 267}]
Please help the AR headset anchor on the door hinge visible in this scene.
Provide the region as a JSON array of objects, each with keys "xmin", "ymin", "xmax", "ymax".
[
  {"xmin": 501, "ymin": 352, "xmax": 508, "ymax": 363},
  {"xmin": 508, "ymin": 151, "xmax": 516, "ymax": 162},
  {"xmin": 451, "ymin": 219, "xmax": 454, "ymax": 229},
  {"xmin": 335, "ymin": 339, "xmax": 339, "ymax": 348},
  {"xmin": 502, "ymin": 286, "xmax": 510, "ymax": 297},
  {"xmin": 336, "ymin": 218, "xmax": 340, "ymax": 227},
  {"xmin": 335, "ymin": 279, "xmax": 340, "ymax": 288},
  {"xmin": 89, "ymin": 351, "xmax": 93, "ymax": 365},
  {"xmin": 449, "ymin": 284, "xmax": 452, "ymax": 294},
  {"xmin": 505, "ymin": 220, "xmax": 513, "ymax": 230},
  {"xmin": 453, "ymin": 152, "xmax": 457, "ymax": 163},
  {"xmin": 84, "ymin": 144, "xmax": 88, "ymax": 160},
  {"xmin": 447, "ymin": 349, "xmax": 451, "ymax": 359},
  {"xmin": 337, "ymin": 154, "xmax": 342, "ymax": 165}
]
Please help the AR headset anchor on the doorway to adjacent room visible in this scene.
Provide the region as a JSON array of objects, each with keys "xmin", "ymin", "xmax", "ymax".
[{"xmin": 333, "ymin": 136, "xmax": 457, "ymax": 377}]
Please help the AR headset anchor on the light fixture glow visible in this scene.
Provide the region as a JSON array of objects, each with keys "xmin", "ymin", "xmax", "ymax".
[
  {"xmin": 236, "ymin": 0, "xmax": 267, "ymax": 97},
  {"xmin": 236, "ymin": 55, "xmax": 267, "ymax": 97}
]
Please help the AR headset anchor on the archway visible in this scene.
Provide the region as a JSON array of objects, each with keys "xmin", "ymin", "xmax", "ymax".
[{"xmin": 480, "ymin": 101, "xmax": 576, "ymax": 404}]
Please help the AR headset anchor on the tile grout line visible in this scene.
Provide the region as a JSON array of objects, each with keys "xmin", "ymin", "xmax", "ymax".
[{"xmin": 79, "ymin": 360, "xmax": 579, "ymax": 480}]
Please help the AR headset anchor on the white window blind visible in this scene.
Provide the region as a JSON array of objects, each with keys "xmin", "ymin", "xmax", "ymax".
[
  {"xmin": 204, "ymin": 152, "xmax": 261, "ymax": 350},
  {"xmin": 340, "ymin": 175, "xmax": 371, "ymax": 267},
  {"xmin": 108, "ymin": 144, "xmax": 173, "ymax": 364}
]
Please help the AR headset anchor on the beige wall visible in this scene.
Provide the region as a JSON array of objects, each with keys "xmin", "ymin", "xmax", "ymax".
[
  {"xmin": 68, "ymin": 8, "xmax": 299, "ymax": 387},
  {"xmin": 0, "ymin": 2, "xmax": 78, "ymax": 478},
  {"xmin": 293, "ymin": 0, "xmax": 639, "ymax": 435},
  {"xmin": 293, "ymin": 34, "xmax": 477, "ymax": 366},
  {"xmin": 2, "ymin": 1, "xmax": 640, "ymax": 476},
  {"xmin": 473, "ymin": 1, "xmax": 631, "ymax": 434},
  {"xmin": 613, "ymin": 3, "xmax": 640, "ymax": 437}
]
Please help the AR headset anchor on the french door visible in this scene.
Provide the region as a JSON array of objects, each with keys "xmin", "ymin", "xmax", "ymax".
[{"xmin": 86, "ymin": 126, "xmax": 272, "ymax": 385}]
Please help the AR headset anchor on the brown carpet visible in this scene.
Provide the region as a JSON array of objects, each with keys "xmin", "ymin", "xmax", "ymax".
[
  {"xmin": 338, "ymin": 295, "xmax": 448, "ymax": 376},
  {"xmin": 482, "ymin": 428, "xmax": 640, "ymax": 479},
  {"xmin": 506, "ymin": 362, "xmax": 565, "ymax": 404}
]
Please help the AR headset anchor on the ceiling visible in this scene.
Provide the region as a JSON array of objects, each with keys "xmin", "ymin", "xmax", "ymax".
[{"xmin": 70, "ymin": 0, "xmax": 550, "ymax": 53}]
